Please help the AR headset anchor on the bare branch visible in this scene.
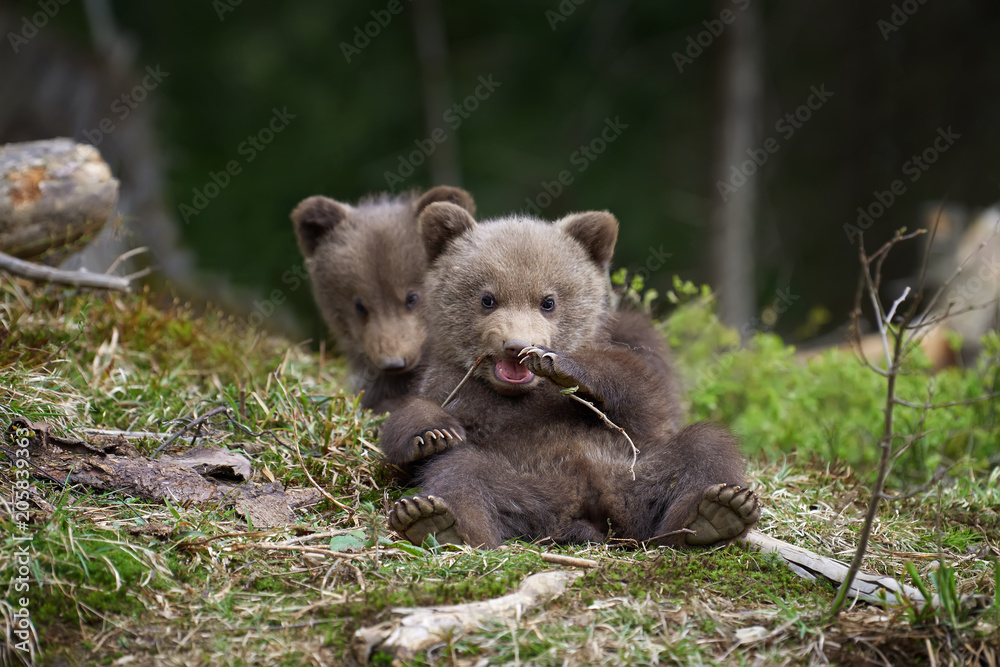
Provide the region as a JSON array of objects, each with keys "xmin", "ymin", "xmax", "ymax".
[
  {"xmin": 919, "ymin": 220, "xmax": 1000, "ymax": 324},
  {"xmin": 104, "ymin": 245, "xmax": 149, "ymax": 275},
  {"xmin": 893, "ymin": 392, "xmax": 1000, "ymax": 409},
  {"xmin": 566, "ymin": 393, "xmax": 640, "ymax": 480},
  {"xmin": 441, "ymin": 354, "xmax": 486, "ymax": 408},
  {"xmin": 880, "ymin": 465, "xmax": 953, "ymax": 502},
  {"xmin": 0, "ymin": 250, "xmax": 130, "ymax": 291}
]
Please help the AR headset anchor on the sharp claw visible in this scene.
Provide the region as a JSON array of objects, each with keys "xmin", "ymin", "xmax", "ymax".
[
  {"xmin": 399, "ymin": 498, "xmax": 416, "ymax": 521},
  {"xmin": 414, "ymin": 436, "xmax": 425, "ymax": 446},
  {"xmin": 414, "ymin": 496, "xmax": 434, "ymax": 514},
  {"xmin": 432, "ymin": 429, "xmax": 444, "ymax": 439}
]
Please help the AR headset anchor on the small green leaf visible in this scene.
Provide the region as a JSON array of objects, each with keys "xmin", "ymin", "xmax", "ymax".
[
  {"xmin": 560, "ymin": 385, "xmax": 580, "ymax": 395},
  {"xmin": 329, "ymin": 529, "xmax": 366, "ymax": 552},
  {"xmin": 394, "ymin": 542, "xmax": 428, "ymax": 557}
]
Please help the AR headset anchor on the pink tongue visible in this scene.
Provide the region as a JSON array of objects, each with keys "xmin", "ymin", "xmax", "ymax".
[{"xmin": 495, "ymin": 357, "xmax": 533, "ymax": 383}]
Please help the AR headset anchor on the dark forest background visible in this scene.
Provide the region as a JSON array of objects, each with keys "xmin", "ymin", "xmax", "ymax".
[{"xmin": 1, "ymin": 0, "xmax": 998, "ymax": 344}]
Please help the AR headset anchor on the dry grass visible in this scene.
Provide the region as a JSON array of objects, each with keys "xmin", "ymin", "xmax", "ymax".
[{"xmin": 0, "ymin": 280, "xmax": 997, "ymax": 666}]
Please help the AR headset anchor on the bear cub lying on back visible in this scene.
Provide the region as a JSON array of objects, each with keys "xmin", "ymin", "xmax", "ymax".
[
  {"xmin": 379, "ymin": 203, "xmax": 760, "ymax": 549},
  {"xmin": 291, "ymin": 186, "xmax": 475, "ymax": 413}
]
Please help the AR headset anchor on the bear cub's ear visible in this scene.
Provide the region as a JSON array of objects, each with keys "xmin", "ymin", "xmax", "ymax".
[
  {"xmin": 290, "ymin": 196, "xmax": 349, "ymax": 258},
  {"xmin": 557, "ymin": 211, "xmax": 619, "ymax": 270},
  {"xmin": 418, "ymin": 202, "xmax": 477, "ymax": 262},
  {"xmin": 416, "ymin": 185, "xmax": 476, "ymax": 218}
]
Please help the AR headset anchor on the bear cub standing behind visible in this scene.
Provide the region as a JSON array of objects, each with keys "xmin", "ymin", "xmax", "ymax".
[
  {"xmin": 379, "ymin": 203, "xmax": 760, "ymax": 549},
  {"xmin": 291, "ymin": 186, "xmax": 475, "ymax": 413}
]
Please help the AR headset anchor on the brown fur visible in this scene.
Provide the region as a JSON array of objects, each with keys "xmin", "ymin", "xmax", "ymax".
[
  {"xmin": 291, "ymin": 186, "xmax": 475, "ymax": 413},
  {"xmin": 379, "ymin": 204, "xmax": 748, "ymax": 548}
]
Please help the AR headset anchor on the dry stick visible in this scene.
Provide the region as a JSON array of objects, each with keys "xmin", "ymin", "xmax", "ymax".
[
  {"xmin": 151, "ymin": 406, "xmax": 229, "ymax": 457},
  {"xmin": 0, "ymin": 250, "xmax": 130, "ymax": 291},
  {"xmin": 540, "ymin": 553, "xmax": 599, "ymax": 568},
  {"xmin": 291, "ymin": 435, "xmax": 352, "ymax": 512},
  {"xmin": 103, "ymin": 245, "xmax": 149, "ymax": 275},
  {"xmin": 441, "ymin": 354, "xmax": 486, "ymax": 408},
  {"xmin": 566, "ymin": 393, "xmax": 640, "ymax": 480},
  {"xmin": 78, "ymin": 428, "xmax": 170, "ymax": 440}
]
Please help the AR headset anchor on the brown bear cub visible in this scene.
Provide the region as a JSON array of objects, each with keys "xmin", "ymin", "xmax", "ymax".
[
  {"xmin": 379, "ymin": 203, "xmax": 760, "ymax": 549},
  {"xmin": 291, "ymin": 186, "xmax": 475, "ymax": 413}
]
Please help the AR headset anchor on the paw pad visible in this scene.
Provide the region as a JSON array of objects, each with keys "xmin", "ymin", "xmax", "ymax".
[
  {"xmin": 685, "ymin": 484, "xmax": 761, "ymax": 546},
  {"xmin": 388, "ymin": 495, "xmax": 465, "ymax": 546}
]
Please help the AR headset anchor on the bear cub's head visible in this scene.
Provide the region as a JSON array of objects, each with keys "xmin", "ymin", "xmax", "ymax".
[
  {"xmin": 418, "ymin": 202, "xmax": 618, "ymax": 395},
  {"xmin": 291, "ymin": 186, "xmax": 475, "ymax": 375}
]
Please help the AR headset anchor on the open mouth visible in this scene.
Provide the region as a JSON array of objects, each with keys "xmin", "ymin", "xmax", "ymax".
[{"xmin": 493, "ymin": 356, "xmax": 534, "ymax": 384}]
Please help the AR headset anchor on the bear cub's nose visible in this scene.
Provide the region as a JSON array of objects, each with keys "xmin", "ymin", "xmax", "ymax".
[
  {"xmin": 379, "ymin": 358, "xmax": 408, "ymax": 372},
  {"xmin": 502, "ymin": 339, "xmax": 532, "ymax": 358}
]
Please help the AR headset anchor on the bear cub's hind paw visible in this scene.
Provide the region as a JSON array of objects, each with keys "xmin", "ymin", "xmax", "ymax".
[
  {"xmin": 685, "ymin": 484, "xmax": 761, "ymax": 546},
  {"xmin": 389, "ymin": 495, "xmax": 466, "ymax": 546}
]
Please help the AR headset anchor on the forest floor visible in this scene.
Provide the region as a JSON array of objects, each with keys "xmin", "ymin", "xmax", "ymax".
[{"xmin": 1, "ymin": 282, "xmax": 998, "ymax": 666}]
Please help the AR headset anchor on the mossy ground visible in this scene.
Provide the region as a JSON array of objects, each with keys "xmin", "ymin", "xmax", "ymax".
[{"xmin": 1, "ymin": 280, "xmax": 998, "ymax": 666}]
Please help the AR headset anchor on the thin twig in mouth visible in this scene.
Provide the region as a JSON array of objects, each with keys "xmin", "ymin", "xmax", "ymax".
[{"xmin": 441, "ymin": 354, "xmax": 487, "ymax": 408}]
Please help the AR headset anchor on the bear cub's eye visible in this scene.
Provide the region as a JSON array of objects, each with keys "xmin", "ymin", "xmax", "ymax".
[
  {"xmin": 540, "ymin": 296, "xmax": 555, "ymax": 312},
  {"xmin": 354, "ymin": 298, "xmax": 368, "ymax": 317},
  {"xmin": 481, "ymin": 293, "xmax": 497, "ymax": 309},
  {"xmin": 405, "ymin": 291, "xmax": 419, "ymax": 309}
]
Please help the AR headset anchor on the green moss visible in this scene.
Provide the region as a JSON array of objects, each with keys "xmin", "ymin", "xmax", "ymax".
[{"xmin": 579, "ymin": 545, "xmax": 830, "ymax": 606}]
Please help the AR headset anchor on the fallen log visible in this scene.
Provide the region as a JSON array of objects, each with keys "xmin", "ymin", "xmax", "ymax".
[{"xmin": 0, "ymin": 138, "xmax": 118, "ymax": 261}]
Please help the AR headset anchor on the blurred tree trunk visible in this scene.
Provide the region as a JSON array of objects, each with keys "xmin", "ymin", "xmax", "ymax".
[
  {"xmin": 709, "ymin": 0, "xmax": 762, "ymax": 331},
  {"xmin": 411, "ymin": 0, "xmax": 461, "ymax": 187}
]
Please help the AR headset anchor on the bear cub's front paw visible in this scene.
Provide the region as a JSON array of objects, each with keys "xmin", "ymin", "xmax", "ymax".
[
  {"xmin": 410, "ymin": 426, "xmax": 465, "ymax": 461},
  {"xmin": 518, "ymin": 345, "xmax": 563, "ymax": 379}
]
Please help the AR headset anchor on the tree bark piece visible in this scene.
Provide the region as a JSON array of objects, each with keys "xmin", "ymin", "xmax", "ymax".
[
  {"xmin": 0, "ymin": 138, "xmax": 119, "ymax": 261},
  {"xmin": 6, "ymin": 416, "xmax": 320, "ymax": 527},
  {"xmin": 353, "ymin": 570, "xmax": 583, "ymax": 664}
]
